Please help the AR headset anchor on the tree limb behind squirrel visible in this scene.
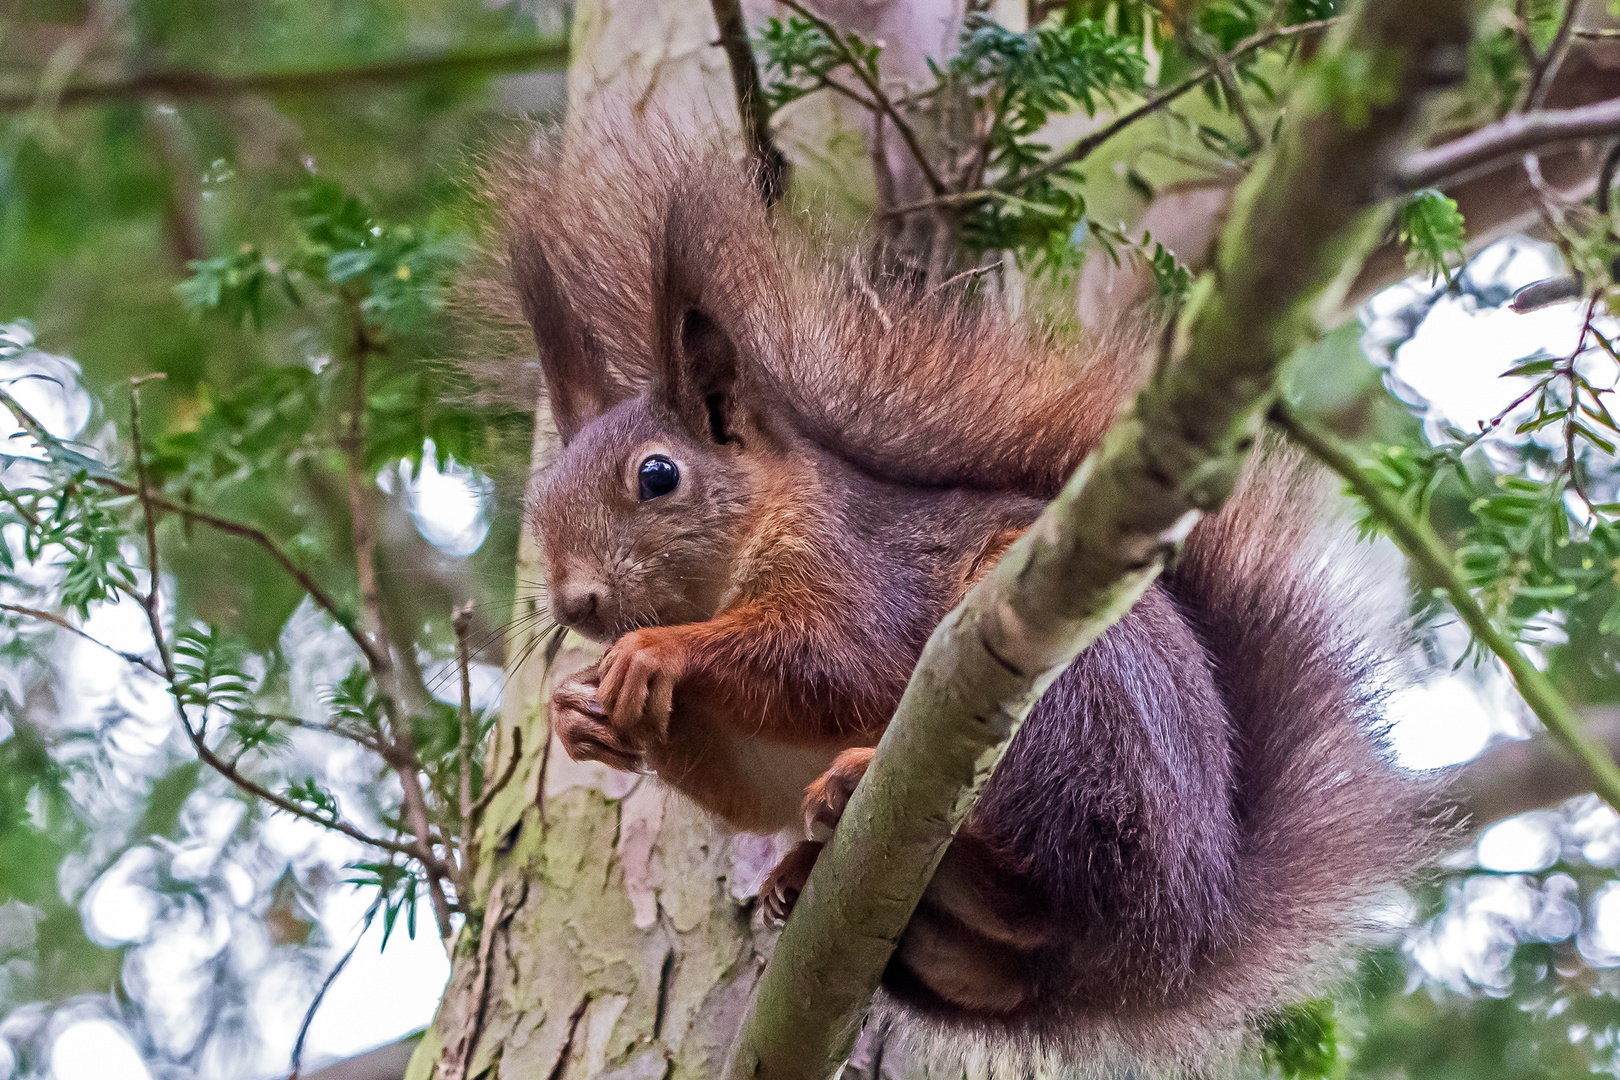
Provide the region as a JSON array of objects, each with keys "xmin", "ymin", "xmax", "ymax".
[{"xmin": 496, "ymin": 119, "xmax": 1439, "ymax": 1071}]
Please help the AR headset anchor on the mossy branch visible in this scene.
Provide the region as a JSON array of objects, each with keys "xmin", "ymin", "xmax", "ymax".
[
  {"xmin": 724, "ymin": 1, "xmax": 1473, "ymax": 1076},
  {"xmin": 1274, "ymin": 405, "xmax": 1620, "ymax": 812}
]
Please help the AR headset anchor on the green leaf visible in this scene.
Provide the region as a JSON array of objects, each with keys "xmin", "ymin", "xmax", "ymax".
[
  {"xmin": 284, "ymin": 777, "xmax": 339, "ymax": 820},
  {"xmin": 327, "ymin": 248, "xmax": 377, "ymax": 283},
  {"xmin": 1263, "ymin": 999, "xmax": 1341, "ymax": 1080},
  {"xmin": 173, "ymin": 624, "xmax": 255, "ymax": 713},
  {"xmin": 1502, "ymin": 357, "xmax": 1557, "ymax": 377},
  {"xmin": 1573, "ymin": 422, "xmax": 1617, "ymax": 455},
  {"xmin": 1397, "ymin": 189, "xmax": 1466, "ymax": 284},
  {"xmin": 1600, "ymin": 596, "xmax": 1620, "ymax": 636}
]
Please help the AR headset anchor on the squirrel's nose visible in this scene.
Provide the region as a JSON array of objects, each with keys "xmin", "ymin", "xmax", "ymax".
[{"xmin": 555, "ymin": 586, "xmax": 602, "ymax": 629}]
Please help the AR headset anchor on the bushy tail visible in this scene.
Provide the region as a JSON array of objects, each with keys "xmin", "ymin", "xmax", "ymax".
[{"xmin": 1160, "ymin": 443, "xmax": 1443, "ymax": 1038}]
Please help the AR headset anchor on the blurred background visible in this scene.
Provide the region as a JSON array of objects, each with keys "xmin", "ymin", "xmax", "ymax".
[{"xmin": 5, "ymin": 0, "xmax": 1620, "ymax": 1078}]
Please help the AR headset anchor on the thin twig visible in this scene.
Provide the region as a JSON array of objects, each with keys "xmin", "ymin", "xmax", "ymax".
[
  {"xmin": 0, "ymin": 602, "xmax": 163, "ymax": 676},
  {"xmin": 171, "ymin": 705, "xmax": 448, "ymax": 866},
  {"xmin": 815, "ymin": 76, "xmax": 884, "ymax": 115},
  {"xmin": 883, "ymin": 17, "xmax": 1340, "ymax": 218},
  {"xmin": 288, "ymin": 891, "xmax": 384, "ymax": 1080},
  {"xmin": 1272, "ymin": 404, "xmax": 1620, "ymax": 813},
  {"xmin": 926, "ymin": 262, "xmax": 997, "ymax": 296},
  {"xmin": 1565, "ymin": 296, "xmax": 1603, "ymax": 512},
  {"xmin": 0, "ymin": 40, "xmax": 569, "ymax": 114},
  {"xmin": 470, "ymin": 727, "xmax": 523, "ymax": 820},
  {"xmin": 533, "ymin": 626, "xmax": 568, "ymax": 834},
  {"xmin": 1195, "ymin": 30, "xmax": 1265, "ymax": 154},
  {"xmin": 263, "ymin": 713, "xmax": 392, "ymax": 756},
  {"xmin": 1526, "ymin": 0, "xmax": 1582, "ymax": 111},
  {"xmin": 0, "ymin": 482, "xmax": 43, "ymax": 530},
  {"xmin": 776, "ymin": 0, "xmax": 948, "ymax": 196},
  {"xmin": 454, "ymin": 601, "xmax": 477, "ymax": 892},
  {"xmin": 128, "ymin": 374, "xmax": 173, "ymax": 680}
]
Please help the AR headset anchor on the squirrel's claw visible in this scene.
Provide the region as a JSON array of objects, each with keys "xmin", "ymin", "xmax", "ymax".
[
  {"xmin": 762, "ymin": 749, "xmax": 876, "ymax": 926},
  {"xmin": 597, "ymin": 627, "xmax": 688, "ymax": 735},
  {"xmin": 762, "ymin": 839, "xmax": 823, "ymax": 926}
]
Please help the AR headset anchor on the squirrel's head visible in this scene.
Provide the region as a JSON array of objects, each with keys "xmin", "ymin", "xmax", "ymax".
[{"xmin": 517, "ymin": 173, "xmax": 789, "ymax": 643}]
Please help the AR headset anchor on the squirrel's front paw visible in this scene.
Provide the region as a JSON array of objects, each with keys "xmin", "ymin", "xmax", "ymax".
[
  {"xmin": 551, "ymin": 670, "xmax": 645, "ymax": 772},
  {"xmin": 596, "ymin": 627, "xmax": 690, "ymax": 735}
]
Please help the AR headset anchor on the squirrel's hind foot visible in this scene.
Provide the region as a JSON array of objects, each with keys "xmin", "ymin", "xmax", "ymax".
[{"xmin": 762, "ymin": 839, "xmax": 822, "ymax": 926}]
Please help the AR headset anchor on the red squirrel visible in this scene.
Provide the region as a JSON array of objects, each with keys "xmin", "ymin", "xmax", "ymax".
[{"xmin": 500, "ymin": 122, "xmax": 1435, "ymax": 1068}]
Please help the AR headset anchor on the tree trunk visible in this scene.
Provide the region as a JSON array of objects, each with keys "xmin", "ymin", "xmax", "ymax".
[{"xmin": 405, "ymin": 445, "xmax": 797, "ymax": 1079}]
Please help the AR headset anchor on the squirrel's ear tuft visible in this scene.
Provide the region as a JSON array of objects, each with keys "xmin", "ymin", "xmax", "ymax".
[
  {"xmin": 511, "ymin": 236, "xmax": 621, "ymax": 445},
  {"xmin": 675, "ymin": 306, "xmax": 742, "ymax": 444},
  {"xmin": 652, "ymin": 172, "xmax": 776, "ymax": 445}
]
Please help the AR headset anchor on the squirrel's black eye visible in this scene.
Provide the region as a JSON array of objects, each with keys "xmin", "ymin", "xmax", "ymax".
[{"xmin": 637, "ymin": 454, "xmax": 680, "ymax": 501}]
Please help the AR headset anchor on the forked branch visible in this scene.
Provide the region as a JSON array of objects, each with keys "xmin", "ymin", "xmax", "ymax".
[
  {"xmin": 883, "ymin": 17, "xmax": 1340, "ymax": 219},
  {"xmin": 775, "ymin": 0, "xmax": 949, "ymax": 196}
]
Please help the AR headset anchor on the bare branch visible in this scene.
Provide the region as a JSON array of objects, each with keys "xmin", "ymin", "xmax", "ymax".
[
  {"xmin": 0, "ymin": 41, "xmax": 569, "ymax": 114},
  {"xmin": 1396, "ymin": 95, "xmax": 1620, "ymax": 190},
  {"xmin": 708, "ymin": 0, "xmax": 788, "ymax": 203},
  {"xmin": 0, "ymin": 602, "xmax": 163, "ymax": 676},
  {"xmin": 1453, "ymin": 710, "xmax": 1620, "ymax": 831}
]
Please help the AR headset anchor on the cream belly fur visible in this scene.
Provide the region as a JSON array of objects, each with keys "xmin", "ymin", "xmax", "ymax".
[{"xmin": 707, "ymin": 726, "xmax": 846, "ymax": 832}]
